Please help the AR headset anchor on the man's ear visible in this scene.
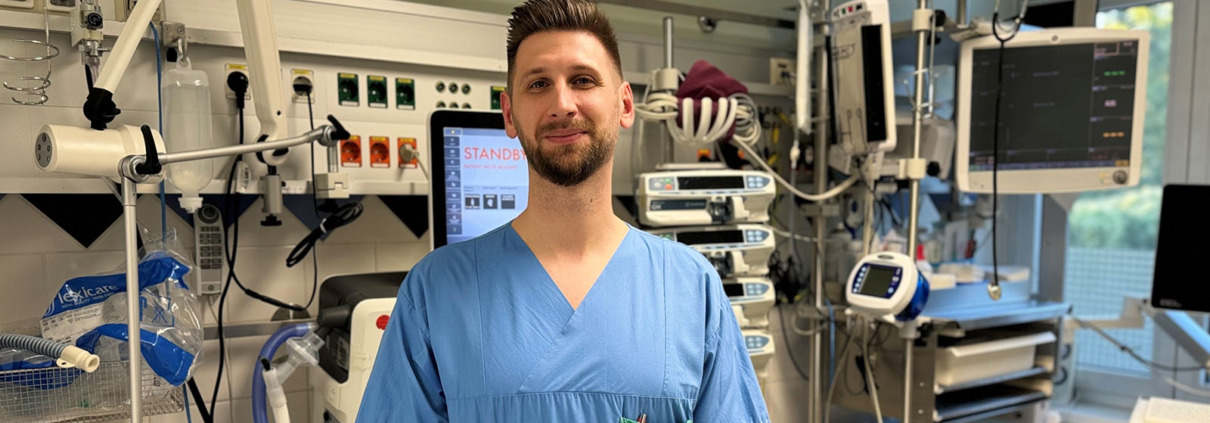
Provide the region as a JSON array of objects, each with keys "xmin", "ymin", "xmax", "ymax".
[
  {"xmin": 501, "ymin": 89, "xmax": 519, "ymax": 138},
  {"xmin": 619, "ymin": 81, "xmax": 635, "ymax": 129}
]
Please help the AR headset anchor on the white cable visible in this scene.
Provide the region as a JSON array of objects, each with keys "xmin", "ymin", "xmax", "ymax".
[
  {"xmin": 634, "ymin": 69, "xmax": 746, "ymax": 146},
  {"xmin": 772, "ymin": 227, "xmax": 819, "ymax": 243},
  {"xmin": 416, "ymin": 160, "xmax": 430, "ymax": 180},
  {"xmin": 1073, "ymin": 315, "xmax": 1210, "ymax": 396},
  {"xmin": 732, "ymin": 93, "xmax": 762, "ymax": 146},
  {"xmin": 862, "ymin": 321, "xmax": 885, "ymax": 423},
  {"xmin": 734, "ymin": 139, "xmax": 860, "ymax": 202},
  {"xmin": 1156, "ymin": 370, "xmax": 1210, "ymax": 398}
]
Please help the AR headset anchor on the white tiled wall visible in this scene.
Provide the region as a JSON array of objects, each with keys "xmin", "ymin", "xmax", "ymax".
[{"xmin": 0, "ymin": 193, "xmax": 430, "ymax": 423}]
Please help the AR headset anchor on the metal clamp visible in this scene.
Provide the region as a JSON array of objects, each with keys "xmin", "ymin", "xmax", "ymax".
[
  {"xmin": 161, "ymin": 22, "xmax": 187, "ymax": 62},
  {"xmin": 912, "ymin": 9, "xmax": 935, "ymax": 32},
  {"xmin": 904, "ymin": 158, "xmax": 928, "ymax": 180}
]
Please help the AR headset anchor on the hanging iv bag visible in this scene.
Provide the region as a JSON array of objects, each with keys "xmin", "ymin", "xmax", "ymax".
[{"xmin": 162, "ymin": 59, "xmax": 215, "ymax": 213}]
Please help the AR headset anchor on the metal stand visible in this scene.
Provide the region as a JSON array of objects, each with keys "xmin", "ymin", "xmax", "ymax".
[
  {"xmin": 119, "ymin": 178, "xmax": 143, "ymax": 421},
  {"xmin": 112, "ymin": 121, "xmax": 346, "ymax": 422},
  {"xmin": 807, "ymin": 1, "xmax": 830, "ymax": 421},
  {"xmin": 902, "ymin": 1, "xmax": 934, "ymax": 421}
]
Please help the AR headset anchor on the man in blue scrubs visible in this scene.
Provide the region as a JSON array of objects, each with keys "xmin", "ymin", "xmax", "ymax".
[{"xmin": 358, "ymin": 0, "xmax": 770, "ymax": 421}]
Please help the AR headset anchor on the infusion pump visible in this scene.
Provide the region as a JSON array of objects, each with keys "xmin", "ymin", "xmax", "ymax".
[
  {"xmin": 636, "ymin": 170, "xmax": 776, "ymax": 227},
  {"xmin": 725, "ymin": 277, "xmax": 775, "ymax": 328},
  {"xmin": 744, "ymin": 329, "xmax": 775, "ymax": 387},
  {"xmin": 649, "ymin": 224, "xmax": 775, "ymax": 278}
]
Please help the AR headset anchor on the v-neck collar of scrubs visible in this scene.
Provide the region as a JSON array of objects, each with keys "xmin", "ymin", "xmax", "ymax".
[{"xmin": 504, "ymin": 223, "xmax": 635, "ymax": 313}]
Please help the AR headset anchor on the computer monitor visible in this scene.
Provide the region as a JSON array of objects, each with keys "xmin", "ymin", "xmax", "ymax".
[
  {"xmin": 429, "ymin": 110, "xmax": 529, "ymax": 248},
  {"xmin": 955, "ymin": 28, "xmax": 1149, "ymax": 193},
  {"xmin": 1152, "ymin": 185, "xmax": 1210, "ymax": 313}
]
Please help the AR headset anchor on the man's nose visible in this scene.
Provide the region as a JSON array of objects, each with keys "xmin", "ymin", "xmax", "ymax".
[{"xmin": 549, "ymin": 83, "xmax": 577, "ymax": 119}]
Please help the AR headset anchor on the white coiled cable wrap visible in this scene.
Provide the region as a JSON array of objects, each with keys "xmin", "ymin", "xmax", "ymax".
[{"xmin": 634, "ymin": 70, "xmax": 761, "ymax": 146}]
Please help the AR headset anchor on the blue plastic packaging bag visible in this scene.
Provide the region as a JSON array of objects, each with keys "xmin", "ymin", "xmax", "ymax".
[{"xmin": 40, "ymin": 243, "xmax": 203, "ymax": 387}]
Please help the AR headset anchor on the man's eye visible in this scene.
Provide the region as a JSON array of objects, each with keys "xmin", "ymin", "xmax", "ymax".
[
  {"xmin": 574, "ymin": 77, "xmax": 595, "ymax": 85},
  {"xmin": 528, "ymin": 80, "xmax": 549, "ymax": 90}
]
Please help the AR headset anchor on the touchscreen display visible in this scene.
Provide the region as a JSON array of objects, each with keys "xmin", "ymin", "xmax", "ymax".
[{"xmin": 441, "ymin": 127, "xmax": 528, "ymax": 245}]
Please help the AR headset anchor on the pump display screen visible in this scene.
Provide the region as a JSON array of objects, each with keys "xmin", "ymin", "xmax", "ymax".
[
  {"xmin": 723, "ymin": 283, "xmax": 745, "ymax": 298},
  {"xmin": 858, "ymin": 265, "xmax": 898, "ymax": 297},
  {"xmin": 676, "ymin": 230, "xmax": 744, "ymax": 245},
  {"xmin": 678, "ymin": 176, "xmax": 744, "ymax": 190}
]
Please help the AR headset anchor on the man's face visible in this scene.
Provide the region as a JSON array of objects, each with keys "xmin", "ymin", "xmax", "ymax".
[{"xmin": 502, "ymin": 30, "xmax": 635, "ymax": 187}]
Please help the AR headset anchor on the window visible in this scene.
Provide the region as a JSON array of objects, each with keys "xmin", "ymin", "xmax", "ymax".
[{"xmin": 1065, "ymin": 1, "xmax": 1172, "ymax": 375}]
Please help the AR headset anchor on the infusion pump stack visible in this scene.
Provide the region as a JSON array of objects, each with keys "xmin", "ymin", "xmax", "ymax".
[{"xmin": 636, "ymin": 168, "xmax": 777, "ymax": 387}]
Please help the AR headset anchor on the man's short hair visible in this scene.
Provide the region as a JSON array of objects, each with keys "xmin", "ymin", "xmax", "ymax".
[{"xmin": 506, "ymin": 0, "xmax": 623, "ymax": 90}]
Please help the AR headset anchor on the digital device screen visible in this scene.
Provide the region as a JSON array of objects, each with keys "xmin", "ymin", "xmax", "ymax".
[
  {"xmin": 676, "ymin": 230, "xmax": 745, "ymax": 245},
  {"xmin": 441, "ymin": 127, "xmax": 528, "ymax": 245},
  {"xmin": 723, "ymin": 283, "xmax": 745, "ymax": 298},
  {"xmin": 1152, "ymin": 185, "xmax": 1210, "ymax": 313},
  {"xmin": 968, "ymin": 41, "xmax": 1138, "ymax": 171},
  {"xmin": 859, "ymin": 265, "xmax": 897, "ymax": 297},
  {"xmin": 678, "ymin": 176, "xmax": 745, "ymax": 190}
]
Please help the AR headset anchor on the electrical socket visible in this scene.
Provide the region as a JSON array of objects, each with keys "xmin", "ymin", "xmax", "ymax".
[
  {"xmin": 224, "ymin": 63, "xmax": 251, "ymax": 102},
  {"xmin": 770, "ymin": 57, "xmax": 796, "ymax": 86},
  {"xmin": 290, "ymin": 69, "xmax": 316, "ymax": 104}
]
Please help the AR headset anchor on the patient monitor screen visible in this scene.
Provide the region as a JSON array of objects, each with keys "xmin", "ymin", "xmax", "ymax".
[
  {"xmin": 968, "ymin": 41, "xmax": 1139, "ymax": 171},
  {"xmin": 442, "ymin": 127, "xmax": 528, "ymax": 245}
]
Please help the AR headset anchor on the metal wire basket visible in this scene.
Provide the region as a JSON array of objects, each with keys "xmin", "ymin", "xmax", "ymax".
[{"xmin": 0, "ymin": 361, "xmax": 184, "ymax": 423}]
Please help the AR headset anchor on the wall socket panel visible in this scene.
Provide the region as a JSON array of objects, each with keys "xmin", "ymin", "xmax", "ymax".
[{"xmin": 769, "ymin": 57, "xmax": 796, "ymax": 86}]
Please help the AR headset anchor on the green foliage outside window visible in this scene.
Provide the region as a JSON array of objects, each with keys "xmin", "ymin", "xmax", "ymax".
[{"xmin": 1068, "ymin": 3, "xmax": 1172, "ymax": 250}]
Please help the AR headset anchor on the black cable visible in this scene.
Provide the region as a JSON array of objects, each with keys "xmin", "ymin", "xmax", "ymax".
[
  {"xmin": 778, "ymin": 303, "xmax": 812, "ymax": 382},
  {"xmin": 186, "ymin": 378, "xmax": 213, "ymax": 423},
  {"xmin": 287, "ymin": 202, "xmax": 363, "ymax": 268},
  {"xmin": 306, "ymin": 92, "xmax": 321, "ymax": 314},
  {"xmin": 210, "ymin": 111, "xmax": 245, "ymax": 420},
  {"xmin": 989, "ymin": 11, "xmax": 1021, "ymax": 297}
]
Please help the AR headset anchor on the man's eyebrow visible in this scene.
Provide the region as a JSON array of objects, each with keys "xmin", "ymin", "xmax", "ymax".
[
  {"xmin": 520, "ymin": 67, "xmax": 546, "ymax": 80},
  {"xmin": 519, "ymin": 65, "xmax": 602, "ymax": 79}
]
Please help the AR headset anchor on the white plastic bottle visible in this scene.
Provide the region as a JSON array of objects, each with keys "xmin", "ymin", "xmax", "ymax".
[{"xmin": 162, "ymin": 59, "xmax": 214, "ymax": 213}]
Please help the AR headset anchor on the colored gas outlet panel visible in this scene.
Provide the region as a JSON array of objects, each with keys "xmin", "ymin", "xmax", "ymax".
[
  {"xmin": 491, "ymin": 86, "xmax": 506, "ymax": 110},
  {"xmin": 398, "ymin": 138, "xmax": 419, "ymax": 168},
  {"xmin": 367, "ymin": 75, "xmax": 389, "ymax": 108},
  {"xmin": 338, "ymin": 73, "xmax": 359, "ymax": 106},
  {"xmin": 340, "ymin": 136, "xmax": 363, "ymax": 167},
  {"xmin": 369, "ymin": 136, "xmax": 391, "ymax": 168},
  {"xmin": 397, "ymin": 78, "xmax": 416, "ymax": 110}
]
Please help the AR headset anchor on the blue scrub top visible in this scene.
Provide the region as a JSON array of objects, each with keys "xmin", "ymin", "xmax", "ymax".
[{"xmin": 357, "ymin": 224, "xmax": 770, "ymax": 422}]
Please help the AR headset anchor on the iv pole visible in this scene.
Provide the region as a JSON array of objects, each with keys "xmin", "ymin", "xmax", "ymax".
[
  {"xmin": 901, "ymin": 1, "xmax": 934, "ymax": 421},
  {"xmin": 113, "ymin": 120, "xmax": 348, "ymax": 421}
]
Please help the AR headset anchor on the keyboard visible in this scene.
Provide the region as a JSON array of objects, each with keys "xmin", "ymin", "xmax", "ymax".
[{"xmin": 1145, "ymin": 397, "xmax": 1210, "ymax": 423}]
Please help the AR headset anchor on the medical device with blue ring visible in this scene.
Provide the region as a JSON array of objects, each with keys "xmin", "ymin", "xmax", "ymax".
[{"xmin": 845, "ymin": 252, "xmax": 929, "ymax": 320}]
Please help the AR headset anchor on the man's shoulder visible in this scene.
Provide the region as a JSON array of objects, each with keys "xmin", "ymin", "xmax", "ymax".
[
  {"xmin": 410, "ymin": 225, "xmax": 513, "ymax": 279},
  {"xmin": 628, "ymin": 228, "xmax": 715, "ymax": 275}
]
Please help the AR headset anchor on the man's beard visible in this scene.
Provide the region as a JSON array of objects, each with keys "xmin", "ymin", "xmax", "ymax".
[{"xmin": 518, "ymin": 117, "xmax": 615, "ymax": 187}]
